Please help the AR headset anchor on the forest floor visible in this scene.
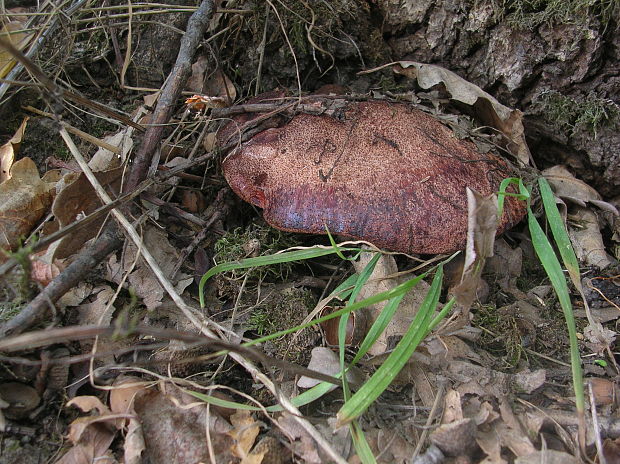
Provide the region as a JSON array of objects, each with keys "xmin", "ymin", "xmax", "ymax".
[{"xmin": 1, "ymin": 1, "xmax": 619, "ymax": 463}]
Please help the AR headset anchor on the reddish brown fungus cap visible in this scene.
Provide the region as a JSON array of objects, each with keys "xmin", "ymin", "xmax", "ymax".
[{"xmin": 220, "ymin": 100, "xmax": 526, "ymax": 254}]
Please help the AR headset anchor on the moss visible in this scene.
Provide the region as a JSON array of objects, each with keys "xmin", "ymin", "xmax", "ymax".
[
  {"xmin": 213, "ymin": 224, "xmax": 301, "ymax": 296},
  {"xmin": 473, "ymin": 303, "xmax": 528, "ymax": 369},
  {"xmin": 250, "ymin": 287, "xmax": 318, "ymax": 364},
  {"xmin": 535, "ymin": 90, "xmax": 619, "ymax": 137},
  {"xmin": 489, "ymin": 0, "xmax": 620, "ymax": 29}
]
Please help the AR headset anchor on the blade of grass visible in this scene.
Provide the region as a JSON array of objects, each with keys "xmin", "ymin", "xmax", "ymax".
[
  {"xmin": 538, "ymin": 177, "xmax": 581, "ymax": 289},
  {"xmin": 245, "ymin": 270, "xmax": 429, "ymax": 347},
  {"xmin": 350, "ymin": 420, "xmax": 377, "ymax": 464},
  {"xmin": 336, "ymin": 266, "xmax": 444, "ymax": 427},
  {"xmin": 339, "ymin": 253, "xmax": 383, "ymax": 462},
  {"xmin": 527, "ymin": 205, "xmax": 585, "ymax": 449},
  {"xmin": 497, "ymin": 177, "xmax": 530, "ymax": 217},
  {"xmin": 198, "ymin": 245, "xmax": 362, "ymax": 307}
]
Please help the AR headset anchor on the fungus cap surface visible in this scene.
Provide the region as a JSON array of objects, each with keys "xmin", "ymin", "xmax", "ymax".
[{"xmin": 221, "ymin": 100, "xmax": 526, "ymax": 254}]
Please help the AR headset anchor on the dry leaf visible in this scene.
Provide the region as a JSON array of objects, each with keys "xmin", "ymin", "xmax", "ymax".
[
  {"xmin": 0, "ymin": 14, "xmax": 34, "ymax": 78},
  {"xmin": 133, "ymin": 386, "xmax": 236, "ymax": 464},
  {"xmin": 228, "ymin": 410, "xmax": 261, "ymax": 460},
  {"xmin": 0, "ymin": 117, "xmax": 28, "ymax": 183},
  {"xmin": 0, "ymin": 157, "xmax": 56, "ymax": 262},
  {"xmin": 88, "ymin": 129, "xmax": 134, "ymax": 171},
  {"xmin": 297, "ymin": 347, "xmax": 364, "ymax": 390},
  {"xmin": 51, "ymin": 167, "xmax": 123, "ymax": 260},
  {"xmin": 106, "ymin": 225, "xmax": 192, "ymax": 310},
  {"xmin": 543, "ymin": 165, "xmax": 619, "ymax": 214},
  {"xmin": 364, "ymin": 426, "xmax": 416, "ymax": 463},
  {"xmin": 568, "ymin": 207, "xmax": 612, "ymax": 268},
  {"xmin": 430, "ymin": 418, "xmax": 477, "ymax": 457},
  {"xmin": 30, "ymin": 247, "xmax": 64, "ymax": 286},
  {"xmin": 109, "ymin": 376, "xmax": 147, "ymax": 415},
  {"xmin": 515, "ymin": 450, "xmax": 579, "ymax": 464},
  {"xmin": 276, "ymin": 413, "xmax": 322, "ymax": 464},
  {"xmin": 56, "ymin": 395, "xmax": 124, "ymax": 464},
  {"xmin": 55, "ymin": 424, "xmax": 117, "ymax": 464},
  {"xmin": 204, "ymin": 69, "xmax": 237, "ymax": 103},
  {"xmin": 452, "ymin": 188, "xmax": 499, "ymax": 308},
  {"xmin": 442, "ymin": 388, "xmax": 464, "ymax": 424},
  {"xmin": 352, "ymin": 252, "xmax": 430, "ymax": 356},
  {"xmin": 77, "ymin": 286, "xmax": 116, "ymax": 327}
]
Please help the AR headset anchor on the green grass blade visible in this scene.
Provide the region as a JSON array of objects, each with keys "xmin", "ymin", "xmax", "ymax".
[
  {"xmin": 340, "ymin": 253, "xmax": 382, "ymax": 393},
  {"xmin": 348, "ymin": 253, "xmax": 382, "ymax": 305},
  {"xmin": 245, "ymin": 271, "xmax": 427, "ymax": 347},
  {"xmin": 528, "ymin": 208, "xmax": 584, "ymax": 417},
  {"xmin": 336, "ymin": 266, "xmax": 444, "ymax": 427},
  {"xmin": 538, "ymin": 177, "xmax": 581, "ymax": 289},
  {"xmin": 426, "ymin": 296, "xmax": 457, "ymax": 335},
  {"xmin": 350, "ymin": 273, "xmax": 428, "ymax": 366},
  {"xmin": 265, "ymin": 380, "xmax": 337, "ymax": 412},
  {"xmin": 497, "ymin": 177, "xmax": 530, "ymax": 216},
  {"xmin": 198, "ymin": 245, "xmax": 361, "ymax": 307},
  {"xmin": 329, "ymin": 273, "xmax": 359, "ymax": 302},
  {"xmin": 350, "ymin": 420, "xmax": 377, "ymax": 464}
]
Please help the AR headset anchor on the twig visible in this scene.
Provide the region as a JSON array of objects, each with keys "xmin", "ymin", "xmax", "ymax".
[
  {"xmin": 123, "ymin": 0, "xmax": 215, "ymax": 191},
  {"xmin": 0, "ymin": 0, "xmax": 88, "ymax": 103},
  {"xmin": 0, "ymin": 1, "xmax": 216, "ymax": 337},
  {"xmin": 0, "ymin": 324, "xmax": 341, "ymax": 386},
  {"xmin": 0, "ymin": 37, "xmax": 145, "ymax": 132}
]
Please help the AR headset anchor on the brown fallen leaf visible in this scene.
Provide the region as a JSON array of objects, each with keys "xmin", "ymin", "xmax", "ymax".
[
  {"xmin": 297, "ymin": 347, "xmax": 364, "ymax": 390},
  {"xmin": 105, "ymin": 225, "xmax": 192, "ymax": 310},
  {"xmin": 451, "ymin": 188, "xmax": 499, "ymax": 309},
  {"xmin": 228, "ymin": 410, "xmax": 261, "ymax": 461},
  {"xmin": 568, "ymin": 206, "xmax": 613, "ymax": 269},
  {"xmin": 221, "ymin": 99, "xmax": 526, "ymax": 255},
  {"xmin": 0, "ymin": 12, "xmax": 34, "ymax": 78},
  {"xmin": 0, "ymin": 157, "xmax": 56, "ymax": 262},
  {"xmin": 134, "ymin": 385, "xmax": 237, "ymax": 464},
  {"xmin": 0, "ymin": 117, "xmax": 28, "ymax": 183},
  {"xmin": 56, "ymin": 396, "xmax": 123, "ymax": 464},
  {"xmin": 515, "ymin": 450, "xmax": 579, "ymax": 464},
  {"xmin": 543, "ymin": 165, "xmax": 619, "ymax": 214},
  {"xmin": 50, "ymin": 167, "xmax": 123, "ymax": 260}
]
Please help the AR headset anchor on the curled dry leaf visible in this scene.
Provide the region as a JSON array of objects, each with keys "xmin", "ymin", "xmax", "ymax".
[
  {"xmin": 568, "ymin": 207, "xmax": 613, "ymax": 269},
  {"xmin": 221, "ymin": 99, "xmax": 525, "ymax": 255},
  {"xmin": 543, "ymin": 165, "xmax": 619, "ymax": 215},
  {"xmin": 105, "ymin": 225, "xmax": 192, "ymax": 310},
  {"xmin": 0, "ymin": 157, "xmax": 56, "ymax": 262},
  {"xmin": 297, "ymin": 347, "xmax": 364, "ymax": 390},
  {"xmin": 57, "ymin": 396, "xmax": 120, "ymax": 464},
  {"xmin": 0, "ymin": 117, "xmax": 28, "ymax": 183},
  {"xmin": 133, "ymin": 386, "xmax": 237, "ymax": 464}
]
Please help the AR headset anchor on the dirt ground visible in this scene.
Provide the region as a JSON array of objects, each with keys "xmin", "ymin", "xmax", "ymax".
[{"xmin": 1, "ymin": 1, "xmax": 620, "ymax": 463}]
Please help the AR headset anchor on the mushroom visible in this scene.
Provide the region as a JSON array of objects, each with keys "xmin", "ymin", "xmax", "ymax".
[{"xmin": 219, "ymin": 99, "xmax": 526, "ymax": 254}]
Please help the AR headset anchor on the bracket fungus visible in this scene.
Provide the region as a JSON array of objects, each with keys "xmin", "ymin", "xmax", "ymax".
[{"xmin": 219, "ymin": 99, "xmax": 526, "ymax": 254}]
